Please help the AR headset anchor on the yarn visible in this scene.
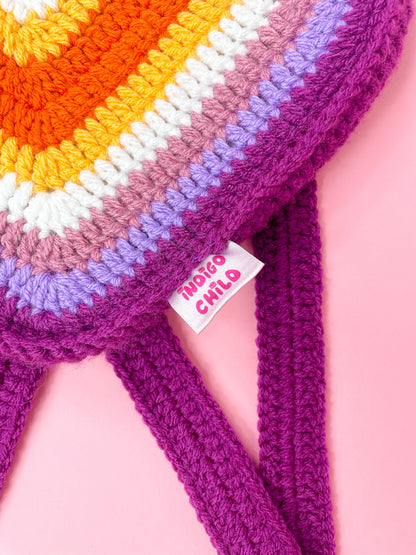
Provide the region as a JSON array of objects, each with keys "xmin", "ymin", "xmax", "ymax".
[
  {"xmin": 254, "ymin": 182, "xmax": 333, "ymax": 554},
  {"xmin": 0, "ymin": 0, "xmax": 412, "ymax": 553},
  {"xmin": 0, "ymin": 0, "xmax": 408, "ymax": 330},
  {"xmin": 1, "ymin": 1, "xmax": 60, "ymax": 26},
  {"xmin": 0, "ymin": 1, "xmax": 107, "ymax": 65},
  {"xmin": 0, "ymin": 0, "xmax": 346, "ymax": 311},
  {"xmin": 0, "ymin": 0, "xmax": 408, "ymax": 365}
]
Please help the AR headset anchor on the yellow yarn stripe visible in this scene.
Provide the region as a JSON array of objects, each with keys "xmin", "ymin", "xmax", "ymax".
[
  {"xmin": 0, "ymin": 0, "xmax": 242, "ymax": 193},
  {"xmin": 0, "ymin": 0, "xmax": 106, "ymax": 66}
]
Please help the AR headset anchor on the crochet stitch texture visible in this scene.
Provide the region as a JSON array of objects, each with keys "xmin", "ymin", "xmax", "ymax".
[{"xmin": 0, "ymin": 0, "xmax": 412, "ymax": 553}]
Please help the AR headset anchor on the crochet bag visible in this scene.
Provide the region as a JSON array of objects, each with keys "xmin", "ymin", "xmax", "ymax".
[{"xmin": 0, "ymin": 0, "xmax": 411, "ymax": 553}]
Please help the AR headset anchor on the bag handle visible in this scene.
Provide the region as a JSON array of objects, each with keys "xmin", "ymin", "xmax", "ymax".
[
  {"xmin": 0, "ymin": 357, "xmax": 46, "ymax": 494},
  {"xmin": 0, "ymin": 180, "xmax": 335, "ymax": 554},
  {"xmin": 254, "ymin": 179, "xmax": 335, "ymax": 554},
  {"xmin": 108, "ymin": 317, "xmax": 302, "ymax": 554},
  {"xmin": 107, "ymin": 180, "xmax": 336, "ymax": 554}
]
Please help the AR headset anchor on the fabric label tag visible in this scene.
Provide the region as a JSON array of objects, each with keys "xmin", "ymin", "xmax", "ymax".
[{"xmin": 169, "ymin": 241, "xmax": 264, "ymax": 334}]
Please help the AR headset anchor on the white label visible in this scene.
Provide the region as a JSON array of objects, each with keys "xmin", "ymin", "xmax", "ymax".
[{"xmin": 168, "ymin": 241, "xmax": 264, "ymax": 334}]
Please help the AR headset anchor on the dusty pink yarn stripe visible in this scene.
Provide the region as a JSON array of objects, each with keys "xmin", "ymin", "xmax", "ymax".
[{"xmin": 0, "ymin": 0, "xmax": 318, "ymax": 274}]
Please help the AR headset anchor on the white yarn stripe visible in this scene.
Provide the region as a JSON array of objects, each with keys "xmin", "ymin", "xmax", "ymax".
[
  {"xmin": 0, "ymin": 0, "xmax": 276, "ymax": 238},
  {"xmin": 0, "ymin": 0, "xmax": 59, "ymax": 23}
]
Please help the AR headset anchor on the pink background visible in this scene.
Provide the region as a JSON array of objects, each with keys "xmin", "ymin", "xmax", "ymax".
[{"xmin": 0, "ymin": 13, "xmax": 415, "ymax": 555}]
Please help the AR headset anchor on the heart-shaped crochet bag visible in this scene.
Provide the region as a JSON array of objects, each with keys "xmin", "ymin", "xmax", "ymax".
[{"xmin": 0, "ymin": 0, "xmax": 412, "ymax": 552}]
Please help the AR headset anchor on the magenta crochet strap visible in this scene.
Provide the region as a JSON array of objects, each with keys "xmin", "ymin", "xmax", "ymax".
[
  {"xmin": 0, "ymin": 356, "xmax": 46, "ymax": 494},
  {"xmin": 254, "ymin": 179, "xmax": 335, "ymax": 555},
  {"xmin": 106, "ymin": 323, "xmax": 301, "ymax": 555},
  {"xmin": 106, "ymin": 179, "xmax": 334, "ymax": 554}
]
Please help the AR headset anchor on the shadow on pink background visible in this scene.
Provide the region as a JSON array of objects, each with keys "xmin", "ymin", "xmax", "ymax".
[{"xmin": 0, "ymin": 12, "xmax": 415, "ymax": 555}]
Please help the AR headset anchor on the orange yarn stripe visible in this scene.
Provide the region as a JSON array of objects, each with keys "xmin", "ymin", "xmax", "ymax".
[{"xmin": 0, "ymin": 0, "xmax": 189, "ymax": 154}]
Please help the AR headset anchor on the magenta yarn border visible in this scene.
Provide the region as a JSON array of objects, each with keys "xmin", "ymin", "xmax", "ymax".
[{"xmin": 0, "ymin": 0, "xmax": 412, "ymax": 367}]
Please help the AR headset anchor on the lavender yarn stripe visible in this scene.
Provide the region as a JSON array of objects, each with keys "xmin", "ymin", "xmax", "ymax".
[{"xmin": 0, "ymin": 0, "xmax": 350, "ymax": 315}]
